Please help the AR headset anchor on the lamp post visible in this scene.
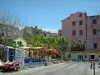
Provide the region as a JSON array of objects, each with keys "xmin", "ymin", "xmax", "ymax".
[{"xmin": 93, "ymin": 61, "xmax": 95, "ymax": 75}]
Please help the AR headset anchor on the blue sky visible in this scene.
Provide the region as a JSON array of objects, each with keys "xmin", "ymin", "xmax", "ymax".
[{"xmin": 0, "ymin": 0, "xmax": 100, "ymax": 33}]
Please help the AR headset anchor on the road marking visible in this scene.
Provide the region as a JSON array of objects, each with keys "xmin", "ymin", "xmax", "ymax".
[{"xmin": 67, "ymin": 64, "xmax": 77, "ymax": 70}]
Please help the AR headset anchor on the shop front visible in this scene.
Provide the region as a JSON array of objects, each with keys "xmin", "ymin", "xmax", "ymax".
[{"xmin": 65, "ymin": 50, "xmax": 100, "ymax": 61}]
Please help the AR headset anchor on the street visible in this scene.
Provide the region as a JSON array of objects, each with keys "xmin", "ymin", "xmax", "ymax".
[
  {"xmin": 0, "ymin": 61, "xmax": 93, "ymax": 75},
  {"xmin": 95, "ymin": 62, "xmax": 100, "ymax": 75}
]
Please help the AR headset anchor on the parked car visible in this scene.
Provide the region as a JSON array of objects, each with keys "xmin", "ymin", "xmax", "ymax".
[
  {"xmin": 0, "ymin": 60, "xmax": 4, "ymax": 71},
  {"xmin": 3, "ymin": 61, "xmax": 20, "ymax": 71}
]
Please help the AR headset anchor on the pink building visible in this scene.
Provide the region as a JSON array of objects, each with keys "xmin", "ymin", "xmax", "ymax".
[{"xmin": 61, "ymin": 11, "xmax": 100, "ymax": 50}]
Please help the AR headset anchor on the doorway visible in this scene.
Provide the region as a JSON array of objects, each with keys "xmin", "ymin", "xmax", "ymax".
[
  {"xmin": 90, "ymin": 55, "xmax": 95, "ymax": 60},
  {"xmin": 78, "ymin": 55, "xmax": 83, "ymax": 61}
]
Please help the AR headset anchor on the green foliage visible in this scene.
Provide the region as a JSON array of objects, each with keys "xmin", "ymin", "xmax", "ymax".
[
  {"xmin": 24, "ymin": 35, "xmax": 69, "ymax": 60},
  {"xmin": 0, "ymin": 37, "xmax": 16, "ymax": 48},
  {"xmin": 25, "ymin": 35, "xmax": 69, "ymax": 51},
  {"xmin": 71, "ymin": 40, "xmax": 76, "ymax": 47},
  {"xmin": 17, "ymin": 41, "xmax": 23, "ymax": 48},
  {"xmin": 0, "ymin": 47, "xmax": 4, "ymax": 60},
  {"xmin": 6, "ymin": 39, "xmax": 16, "ymax": 47}
]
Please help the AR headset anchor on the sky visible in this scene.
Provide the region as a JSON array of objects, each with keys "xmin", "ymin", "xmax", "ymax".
[{"xmin": 0, "ymin": 0, "xmax": 100, "ymax": 33}]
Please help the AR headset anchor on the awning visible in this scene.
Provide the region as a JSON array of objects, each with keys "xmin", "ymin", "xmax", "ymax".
[{"xmin": 23, "ymin": 47, "xmax": 44, "ymax": 51}]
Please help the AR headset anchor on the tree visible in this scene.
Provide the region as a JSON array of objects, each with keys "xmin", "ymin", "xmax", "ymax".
[
  {"xmin": 25, "ymin": 35, "xmax": 69, "ymax": 60},
  {"xmin": 71, "ymin": 40, "xmax": 76, "ymax": 47},
  {"xmin": 6, "ymin": 39, "xmax": 16, "ymax": 47},
  {"xmin": 0, "ymin": 11, "xmax": 23, "ymax": 47},
  {"xmin": 17, "ymin": 41, "xmax": 23, "ymax": 48},
  {"xmin": 53, "ymin": 37, "xmax": 69, "ymax": 59},
  {"xmin": 0, "ymin": 46, "xmax": 4, "ymax": 60}
]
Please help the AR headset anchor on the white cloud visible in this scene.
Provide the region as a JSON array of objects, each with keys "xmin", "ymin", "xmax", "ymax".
[{"xmin": 42, "ymin": 28, "xmax": 58, "ymax": 33}]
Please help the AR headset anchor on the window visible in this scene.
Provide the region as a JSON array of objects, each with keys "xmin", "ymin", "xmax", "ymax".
[
  {"xmin": 9, "ymin": 56, "xmax": 15, "ymax": 62},
  {"xmin": 79, "ymin": 13, "xmax": 82, "ymax": 17},
  {"xmin": 79, "ymin": 20, "xmax": 83, "ymax": 25},
  {"xmin": 68, "ymin": 54, "xmax": 71, "ymax": 58},
  {"xmin": 28, "ymin": 51, "xmax": 31, "ymax": 57},
  {"xmin": 9, "ymin": 56, "xmax": 14, "ymax": 62},
  {"xmin": 9, "ymin": 51, "xmax": 14, "ymax": 55},
  {"xmin": 92, "ymin": 19, "xmax": 97, "ymax": 24},
  {"xmin": 97, "ymin": 30, "xmax": 100, "ymax": 34},
  {"xmin": 93, "ymin": 29, "xmax": 96, "ymax": 35},
  {"xmin": 17, "ymin": 41, "xmax": 22, "ymax": 46},
  {"xmin": 78, "ymin": 55, "xmax": 81, "ymax": 60},
  {"xmin": 85, "ymin": 55, "xmax": 87, "ymax": 58},
  {"xmin": 79, "ymin": 30, "xmax": 83, "ymax": 35},
  {"xmin": 94, "ymin": 43, "xmax": 97, "ymax": 49},
  {"xmin": 72, "ymin": 30, "xmax": 76, "ymax": 36},
  {"xmin": 72, "ymin": 21, "xmax": 76, "ymax": 26},
  {"xmin": 91, "ymin": 55, "xmax": 95, "ymax": 59}
]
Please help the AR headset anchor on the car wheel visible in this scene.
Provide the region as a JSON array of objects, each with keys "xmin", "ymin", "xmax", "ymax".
[
  {"xmin": 17, "ymin": 67, "xmax": 20, "ymax": 71},
  {"xmin": 14, "ymin": 67, "xmax": 17, "ymax": 71}
]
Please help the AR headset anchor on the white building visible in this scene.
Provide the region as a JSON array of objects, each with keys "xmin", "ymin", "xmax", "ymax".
[{"xmin": 65, "ymin": 51, "xmax": 100, "ymax": 61}]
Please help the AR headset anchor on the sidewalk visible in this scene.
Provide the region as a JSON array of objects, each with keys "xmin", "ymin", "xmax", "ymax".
[
  {"xmin": 95, "ymin": 62, "xmax": 100, "ymax": 75},
  {"xmin": 1, "ymin": 62, "xmax": 65, "ymax": 75},
  {"xmin": 87, "ymin": 66, "xmax": 93, "ymax": 75}
]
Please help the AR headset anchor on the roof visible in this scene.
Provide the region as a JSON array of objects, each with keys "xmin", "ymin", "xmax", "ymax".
[
  {"xmin": 50, "ymin": 33, "xmax": 58, "ymax": 37},
  {"xmin": 61, "ymin": 11, "xmax": 86, "ymax": 22}
]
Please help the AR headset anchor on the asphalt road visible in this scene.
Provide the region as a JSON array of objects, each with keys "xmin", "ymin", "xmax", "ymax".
[{"xmin": 0, "ymin": 61, "xmax": 92, "ymax": 75}]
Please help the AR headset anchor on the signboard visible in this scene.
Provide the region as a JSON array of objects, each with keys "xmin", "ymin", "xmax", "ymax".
[{"xmin": 15, "ymin": 48, "xmax": 25, "ymax": 69}]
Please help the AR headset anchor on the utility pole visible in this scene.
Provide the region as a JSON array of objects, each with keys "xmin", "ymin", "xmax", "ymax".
[{"xmin": 93, "ymin": 61, "xmax": 95, "ymax": 75}]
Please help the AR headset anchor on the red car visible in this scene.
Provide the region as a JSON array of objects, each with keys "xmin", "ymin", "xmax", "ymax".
[
  {"xmin": 3, "ymin": 61, "xmax": 20, "ymax": 71},
  {"xmin": 0, "ymin": 60, "xmax": 5, "ymax": 71}
]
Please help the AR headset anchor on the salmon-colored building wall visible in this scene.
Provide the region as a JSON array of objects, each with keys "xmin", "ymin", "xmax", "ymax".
[{"xmin": 62, "ymin": 12, "xmax": 100, "ymax": 50}]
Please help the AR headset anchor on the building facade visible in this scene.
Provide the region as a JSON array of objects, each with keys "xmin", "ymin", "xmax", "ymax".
[
  {"xmin": 23, "ymin": 26, "xmax": 47, "ymax": 38},
  {"xmin": 62, "ymin": 11, "xmax": 100, "ymax": 50},
  {"xmin": 65, "ymin": 51, "xmax": 100, "ymax": 61},
  {"xmin": 58, "ymin": 29, "xmax": 62, "ymax": 36}
]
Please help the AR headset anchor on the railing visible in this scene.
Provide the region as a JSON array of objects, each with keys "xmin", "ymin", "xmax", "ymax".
[
  {"xmin": 24, "ymin": 59, "xmax": 46, "ymax": 69},
  {"xmin": 24, "ymin": 59, "xmax": 63, "ymax": 69},
  {"xmin": 71, "ymin": 45, "xmax": 85, "ymax": 51}
]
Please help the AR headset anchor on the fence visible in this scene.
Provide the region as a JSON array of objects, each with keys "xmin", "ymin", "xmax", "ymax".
[
  {"xmin": 71, "ymin": 45, "xmax": 85, "ymax": 51},
  {"xmin": 24, "ymin": 59, "xmax": 46, "ymax": 69}
]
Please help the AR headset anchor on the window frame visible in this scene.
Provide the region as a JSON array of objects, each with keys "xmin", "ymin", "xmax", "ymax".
[
  {"xmin": 72, "ymin": 30, "xmax": 76, "ymax": 36},
  {"xmin": 79, "ymin": 30, "xmax": 83, "ymax": 35},
  {"xmin": 79, "ymin": 13, "xmax": 82, "ymax": 17},
  {"xmin": 93, "ymin": 29, "xmax": 97, "ymax": 35},
  {"xmin": 94, "ymin": 43, "xmax": 97, "ymax": 49},
  {"xmin": 92, "ymin": 19, "xmax": 97, "ymax": 24},
  {"xmin": 68, "ymin": 54, "xmax": 71, "ymax": 58},
  {"xmin": 79, "ymin": 20, "xmax": 83, "ymax": 25},
  {"xmin": 72, "ymin": 21, "xmax": 76, "ymax": 26}
]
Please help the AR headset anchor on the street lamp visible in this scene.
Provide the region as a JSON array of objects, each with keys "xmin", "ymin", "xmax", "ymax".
[{"xmin": 93, "ymin": 61, "xmax": 95, "ymax": 75}]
